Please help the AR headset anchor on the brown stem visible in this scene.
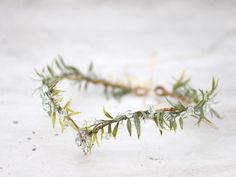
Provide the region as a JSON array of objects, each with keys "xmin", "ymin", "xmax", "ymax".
[
  {"xmin": 90, "ymin": 119, "xmax": 117, "ymax": 134},
  {"xmin": 160, "ymin": 107, "xmax": 176, "ymax": 111},
  {"xmin": 60, "ymin": 73, "xmax": 150, "ymax": 96},
  {"xmin": 68, "ymin": 117, "xmax": 80, "ymax": 132},
  {"xmin": 59, "ymin": 73, "xmax": 188, "ymax": 104}
]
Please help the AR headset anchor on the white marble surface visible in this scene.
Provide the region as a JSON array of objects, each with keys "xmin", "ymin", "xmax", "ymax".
[{"xmin": 0, "ymin": 0, "xmax": 236, "ymax": 176}]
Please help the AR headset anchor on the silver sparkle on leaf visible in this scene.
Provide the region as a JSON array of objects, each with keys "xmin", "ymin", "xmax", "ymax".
[
  {"xmin": 40, "ymin": 92, "xmax": 50, "ymax": 100},
  {"xmin": 186, "ymin": 106, "xmax": 195, "ymax": 116},
  {"xmin": 42, "ymin": 100, "xmax": 52, "ymax": 112},
  {"xmin": 148, "ymin": 105, "xmax": 156, "ymax": 114},
  {"xmin": 180, "ymin": 111, "xmax": 188, "ymax": 119},
  {"xmin": 75, "ymin": 134, "xmax": 82, "ymax": 146},
  {"xmin": 75, "ymin": 130, "xmax": 92, "ymax": 155},
  {"xmin": 60, "ymin": 109, "xmax": 68, "ymax": 117},
  {"xmin": 125, "ymin": 110, "xmax": 133, "ymax": 118},
  {"xmin": 42, "ymin": 85, "xmax": 49, "ymax": 93},
  {"xmin": 163, "ymin": 113, "xmax": 171, "ymax": 120}
]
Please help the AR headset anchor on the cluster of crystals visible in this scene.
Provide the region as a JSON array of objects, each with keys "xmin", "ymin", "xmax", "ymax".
[
  {"xmin": 124, "ymin": 105, "xmax": 198, "ymax": 121},
  {"xmin": 40, "ymin": 85, "xmax": 54, "ymax": 113},
  {"xmin": 124, "ymin": 105, "xmax": 156, "ymax": 119},
  {"xmin": 75, "ymin": 130, "xmax": 92, "ymax": 155}
]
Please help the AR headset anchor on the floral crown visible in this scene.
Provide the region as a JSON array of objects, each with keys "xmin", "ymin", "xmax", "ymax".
[{"xmin": 35, "ymin": 56, "xmax": 221, "ymax": 155}]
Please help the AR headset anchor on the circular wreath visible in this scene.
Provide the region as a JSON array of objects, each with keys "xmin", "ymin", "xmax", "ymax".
[{"xmin": 35, "ymin": 56, "xmax": 221, "ymax": 154}]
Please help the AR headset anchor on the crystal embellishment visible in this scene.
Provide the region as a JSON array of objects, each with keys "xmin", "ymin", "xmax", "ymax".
[
  {"xmin": 125, "ymin": 110, "xmax": 133, "ymax": 118},
  {"xmin": 186, "ymin": 106, "xmax": 195, "ymax": 116},
  {"xmin": 40, "ymin": 92, "xmax": 50, "ymax": 100},
  {"xmin": 148, "ymin": 105, "xmax": 156, "ymax": 114},
  {"xmin": 60, "ymin": 109, "xmax": 68, "ymax": 117},
  {"xmin": 40, "ymin": 84, "xmax": 54, "ymax": 113},
  {"xmin": 42, "ymin": 85, "xmax": 49, "ymax": 93},
  {"xmin": 43, "ymin": 100, "xmax": 51, "ymax": 112},
  {"xmin": 75, "ymin": 130, "xmax": 92, "ymax": 155},
  {"xmin": 75, "ymin": 134, "xmax": 82, "ymax": 146},
  {"xmin": 180, "ymin": 111, "xmax": 188, "ymax": 119}
]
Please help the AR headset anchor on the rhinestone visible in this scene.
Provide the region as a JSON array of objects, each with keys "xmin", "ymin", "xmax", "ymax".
[
  {"xmin": 41, "ymin": 92, "xmax": 50, "ymax": 101},
  {"xmin": 186, "ymin": 106, "xmax": 195, "ymax": 115},
  {"xmin": 60, "ymin": 109, "xmax": 68, "ymax": 117},
  {"xmin": 75, "ymin": 130, "xmax": 93, "ymax": 154},
  {"xmin": 125, "ymin": 110, "xmax": 133, "ymax": 118},
  {"xmin": 42, "ymin": 101, "xmax": 51, "ymax": 112},
  {"xmin": 81, "ymin": 142, "xmax": 88, "ymax": 154},
  {"xmin": 75, "ymin": 134, "xmax": 82, "ymax": 147},
  {"xmin": 80, "ymin": 130, "xmax": 86, "ymax": 137},
  {"xmin": 148, "ymin": 105, "xmax": 156, "ymax": 114},
  {"xmin": 180, "ymin": 111, "xmax": 188, "ymax": 119},
  {"xmin": 42, "ymin": 85, "xmax": 49, "ymax": 93}
]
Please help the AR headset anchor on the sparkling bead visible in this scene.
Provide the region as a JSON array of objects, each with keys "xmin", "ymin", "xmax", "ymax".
[
  {"xmin": 42, "ymin": 100, "xmax": 51, "ymax": 112},
  {"xmin": 186, "ymin": 106, "xmax": 195, "ymax": 116},
  {"xmin": 40, "ymin": 92, "xmax": 50, "ymax": 101},
  {"xmin": 81, "ymin": 142, "xmax": 88, "ymax": 154},
  {"xmin": 75, "ymin": 131, "xmax": 91, "ymax": 155},
  {"xmin": 75, "ymin": 134, "xmax": 82, "ymax": 146},
  {"xmin": 180, "ymin": 111, "xmax": 188, "ymax": 119},
  {"xmin": 42, "ymin": 85, "xmax": 49, "ymax": 93},
  {"xmin": 148, "ymin": 105, "xmax": 156, "ymax": 114},
  {"xmin": 80, "ymin": 130, "xmax": 86, "ymax": 137},
  {"xmin": 125, "ymin": 110, "xmax": 133, "ymax": 118},
  {"xmin": 60, "ymin": 109, "xmax": 68, "ymax": 117}
]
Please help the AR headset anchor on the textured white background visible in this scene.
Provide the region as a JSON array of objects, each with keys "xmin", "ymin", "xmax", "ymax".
[{"xmin": 0, "ymin": 0, "xmax": 236, "ymax": 177}]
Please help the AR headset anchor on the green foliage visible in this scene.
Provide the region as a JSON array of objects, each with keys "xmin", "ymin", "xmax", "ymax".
[
  {"xmin": 84, "ymin": 77, "xmax": 221, "ymax": 147},
  {"xmin": 36, "ymin": 67, "xmax": 80, "ymax": 132},
  {"xmin": 172, "ymin": 72, "xmax": 199, "ymax": 103},
  {"xmin": 134, "ymin": 116, "xmax": 141, "ymax": 138},
  {"xmin": 36, "ymin": 57, "xmax": 222, "ymax": 154},
  {"xmin": 112, "ymin": 122, "xmax": 119, "ymax": 138},
  {"xmin": 127, "ymin": 119, "xmax": 132, "ymax": 136},
  {"xmin": 37, "ymin": 56, "xmax": 132, "ymax": 100},
  {"xmin": 103, "ymin": 106, "xmax": 113, "ymax": 119}
]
